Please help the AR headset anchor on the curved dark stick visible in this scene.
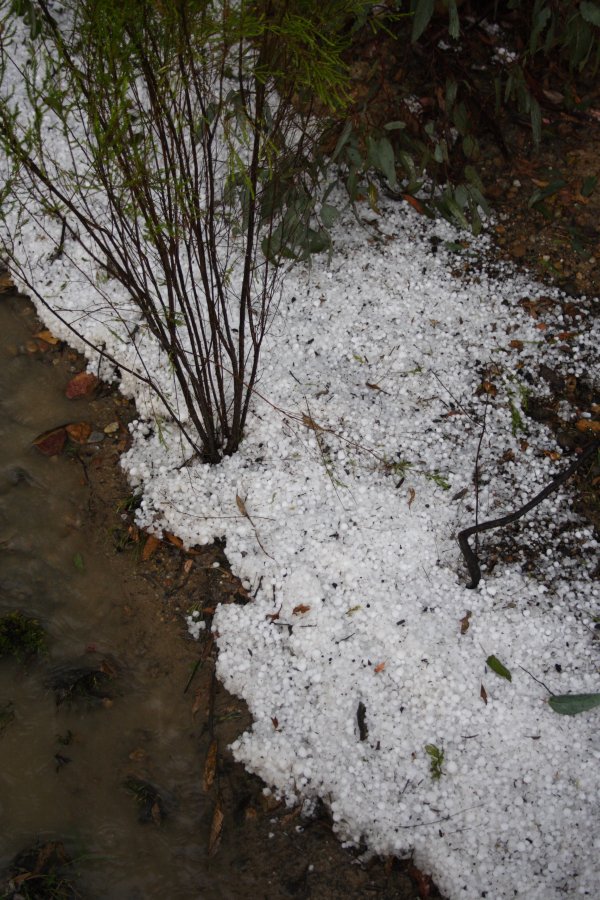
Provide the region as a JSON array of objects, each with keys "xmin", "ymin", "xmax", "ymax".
[{"xmin": 458, "ymin": 438, "xmax": 600, "ymax": 589}]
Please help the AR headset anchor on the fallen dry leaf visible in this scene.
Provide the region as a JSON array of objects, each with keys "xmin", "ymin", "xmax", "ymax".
[
  {"xmin": 407, "ymin": 487, "xmax": 416, "ymax": 510},
  {"xmin": 65, "ymin": 372, "xmax": 99, "ymax": 399},
  {"xmin": 576, "ymin": 419, "xmax": 600, "ymax": 433},
  {"xmin": 203, "ymin": 738, "xmax": 218, "ymax": 792},
  {"xmin": 33, "ymin": 426, "xmax": 67, "ymax": 456},
  {"xmin": 208, "ymin": 796, "xmax": 224, "ymax": 857},
  {"xmin": 129, "ymin": 748, "xmax": 146, "ymax": 762},
  {"xmin": 301, "ymin": 413, "xmax": 324, "ymax": 432},
  {"xmin": 142, "ymin": 534, "xmax": 161, "ymax": 561},
  {"xmin": 34, "ymin": 329, "xmax": 60, "ymax": 345},
  {"xmin": 66, "ymin": 422, "xmax": 92, "ymax": 444},
  {"xmin": 509, "ymin": 339, "xmax": 524, "ymax": 351},
  {"xmin": 402, "ymin": 193, "xmax": 426, "ymax": 215},
  {"xmin": 460, "ymin": 611, "xmax": 472, "ymax": 635},
  {"xmin": 271, "ymin": 716, "xmax": 279, "ymax": 730},
  {"xmin": 479, "ymin": 380, "xmax": 497, "ymax": 397},
  {"xmin": 374, "ymin": 661, "xmax": 386, "ymax": 674},
  {"xmin": 480, "ymin": 684, "xmax": 488, "ymax": 705},
  {"xmin": 191, "ymin": 687, "xmax": 204, "ymax": 719},
  {"xmin": 183, "ymin": 558, "xmax": 194, "ymax": 575},
  {"xmin": 292, "ymin": 604, "xmax": 311, "ymax": 615},
  {"xmin": 407, "ymin": 862, "xmax": 435, "ymax": 899},
  {"xmin": 235, "ymin": 494, "xmax": 248, "ymax": 518},
  {"xmin": 0, "ymin": 270, "xmax": 14, "ymax": 293},
  {"xmin": 164, "ymin": 531, "xmax": 183, "ymax": 548},
  {"xmin": 151, "ymin": 801, "xmax": 162, "ymax": 827}
]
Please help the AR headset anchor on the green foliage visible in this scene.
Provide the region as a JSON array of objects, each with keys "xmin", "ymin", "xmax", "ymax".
[
  {"xmin": 486, "ymin": 654, "xmax": 512, "ymax": 682},
  {"xmin": 322, "ymin": 0, "xmax": 600, "ymax": 233},
  {"xmin": 425, "ymin": 742, "xmax": 445, "ymax": 780},
  {"xmin": 0, "ymin": 1, "xmax": 373, "ymax": 461},
  {"xmin": 549, "ymin": 693, "xmax": 600, "ymax": 716},
  {"xmin": 0, "ymin": 611, "xmax": 47, "ymax": 661}
]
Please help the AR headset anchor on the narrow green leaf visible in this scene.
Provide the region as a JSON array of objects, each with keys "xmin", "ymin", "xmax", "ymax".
[
  {"xmin": 384, "ymin": 121, "xmax": 406, "ymax": 131},
  {"xmin": 320, "ymin": 203, "xmax": 339, "ymax": 228},
  {"xmin": 581, "ymin": 175, "xmax": 597, "ymax": 197},
  {"xmin": 411, "ymin": 0, "xmax": 435, "ymax": 43},
  {"xmin": 486, "ymin": 655, "xmax": 512, "ymax": 681},
  {"xmin": 549, "ymin": 693, "xmax": 600, "ymax": 716},
  {"xmin": 530, "ymin": 97, "xmax": 542, "ymax": 146},
  {"xmin": 376, "ymin": 137, "xmax": 398, "ymax": 188},
  {"xmin": 448, "ymin": 0, "xmax": 460, "ymax": 39},
  {"xmin": 331, "ymin": 119, "xmax": 353, "ymax": 163},
  {"xmin": 580, "ymin": 2, "xmax": 600, "ymax": 27},
  {"xmin": 73, "ymin": 552, "xmax": 85, "ymax": 571}
]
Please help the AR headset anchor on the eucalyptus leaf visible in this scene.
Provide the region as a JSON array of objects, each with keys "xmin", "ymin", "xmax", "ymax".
[
  {"xmin": 331, "ymin": 119, "xmax": 353, "ymax": 162},
  {"xmin": 580, "ymin": 2, "xmax": 600, "ymax": 27},
  {"xmin": 411, "ymin": 0, "xmax": 435, "ymax": 43},
  {"xmin": 548, "ymin": 693, "xmax": 600, "ymax": 716},
  {"xmin": 448, "ymin": 0, "xmax": 460, "ymax": 39},
  {"xmin": 320, "ymin": 203, "xmax": 339, "ymax": 228},
  {"xmin": 377, "ymin": 138, "xmax": 396, "ymax": 187},
  {"xmin": 486, "ymin": 655, "xmax": 512, "ymax": 682}
]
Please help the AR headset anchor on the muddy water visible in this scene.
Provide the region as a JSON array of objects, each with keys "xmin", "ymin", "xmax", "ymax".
[{"xmin": 0, "ymin": 292, "xmax": 422, "ymax": 899}]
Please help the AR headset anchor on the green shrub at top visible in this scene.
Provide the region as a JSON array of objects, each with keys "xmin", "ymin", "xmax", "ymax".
[{"xmin": 0, "ymin": 0, "xmax": 371, "ymax": 462}]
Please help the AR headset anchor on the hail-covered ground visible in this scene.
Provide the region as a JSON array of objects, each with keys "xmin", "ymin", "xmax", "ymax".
[{"xmin": 2, "ymin": 16, "xmax": 599, "ymax": 900}]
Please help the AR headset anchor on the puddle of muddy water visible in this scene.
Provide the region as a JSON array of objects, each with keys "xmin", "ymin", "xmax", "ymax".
[{"xmin": 0, "ymin": 291, "xmax": 424, "ymax": 900}]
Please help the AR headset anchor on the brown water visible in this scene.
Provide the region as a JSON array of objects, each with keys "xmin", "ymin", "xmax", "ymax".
[{"xmin": 0, "ymin": 292, "xmax": 422, "ymax": 899}]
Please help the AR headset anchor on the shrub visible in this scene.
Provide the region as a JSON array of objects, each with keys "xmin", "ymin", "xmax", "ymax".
[{"xmin": 0, "ymin": 0, "xmax": 369, "ymax": 462}]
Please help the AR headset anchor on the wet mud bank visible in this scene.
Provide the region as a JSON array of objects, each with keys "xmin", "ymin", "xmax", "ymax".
[{"xmin": 0, "ymin": 289, "xmax": 430, "ymax": 899}]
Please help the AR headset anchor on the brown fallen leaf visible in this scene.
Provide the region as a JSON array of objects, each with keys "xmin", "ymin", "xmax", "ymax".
[
  {"xmin": 402, "ymin": 193, "xmax": 426, "ymax": 215},
  {"xmin": 301, "ymin": 413, "xmax": 324, "ymax": 432},
  {"xmin": 460, "ymin": 611, "xmax": 472, "ymax": 635},
  {"xmin": 33, "ymin": 426, "xmax": 67, "ymax": 456},
  {"xmin": 480, "ymin": 684, "xmax": 488, "ymax": 705},
  {"xmin": 183, "ymin": 558, "xmax": 194, "ymax": 574},
  {"xmin": 191, "ymin": 687, "xmax": 204, "ymax": 719},
  {"xmin": 163, "ymin": 531, "xmax": 183, "ymax": 548},
  {"xmin": 208, "ymin": 795, "xmax": 224, "ymax": 857},
  {"xmin": 292, "ymin": 604, "xmax": 311, "ymax": 615},
  {"xmin": 374, "ymin": 661, "xmax": 386, "ymax": 674},
  {"xmin": 576, "ymin": 419, "xmax": 600, "ymax": 433},
  {"xmin": 407, "ymin": 862, "xmax": 434, "ymax": 899},
  {"xmin": 129, "ymin": 748, "xmax": 147, "ymax": 761},
  {"xmin": 151, "ymin": 801, "xmax": 163, "ymax": 827},
  {"xmin": 142, "ymin": 534, "xmax": 161, "ymax": 561},
  {"xmin": 65, "ymin": 372, "xmax": 99, "ymax": 399},
  {"xmin": 0, "ymin": 270, "xmax": 14, "ymax": 293},
  {"xmin": 366, "ymin": 382, "xmax": 391, "ymax": 395},
  {"xmin": 271, "ymin": 716, "xmax": 279, "ymax": 730},
  {"xmin": 34, "ymin": 329, "xmax": 60, "ymax": 345},
  {"xmin": 203, "ymin": 738, "xmax": 218, "ymax": 792},
  {"xmin": 66, "ymin": 422, "xmax": 92, "ymax": 444},
  {"xmin": 509, "ymin": 339, "xmax": 524, "ymax": 351},
  {"xmin": 407, "ymin": 487, "xmax": 416, "ymax": 510},
  {"xmin": 479, "ymin": 380, "xmax": 497, "ymax": 397}
]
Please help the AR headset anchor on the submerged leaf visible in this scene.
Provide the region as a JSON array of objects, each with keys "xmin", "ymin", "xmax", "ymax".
[
  {"xmin": 33, "ymin": 426, "xmax": 67, "ymax": 456},
  {"xmin": 208, "ymin": 795, "xmax": 224, "ymax": 857},
  {"xmin": 65, "ymin": 372, "xmax": 98, "ymax": 399},
  {"xmin": 548, "ymin": 693, "xmax": 600, "ymax": 716}
]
